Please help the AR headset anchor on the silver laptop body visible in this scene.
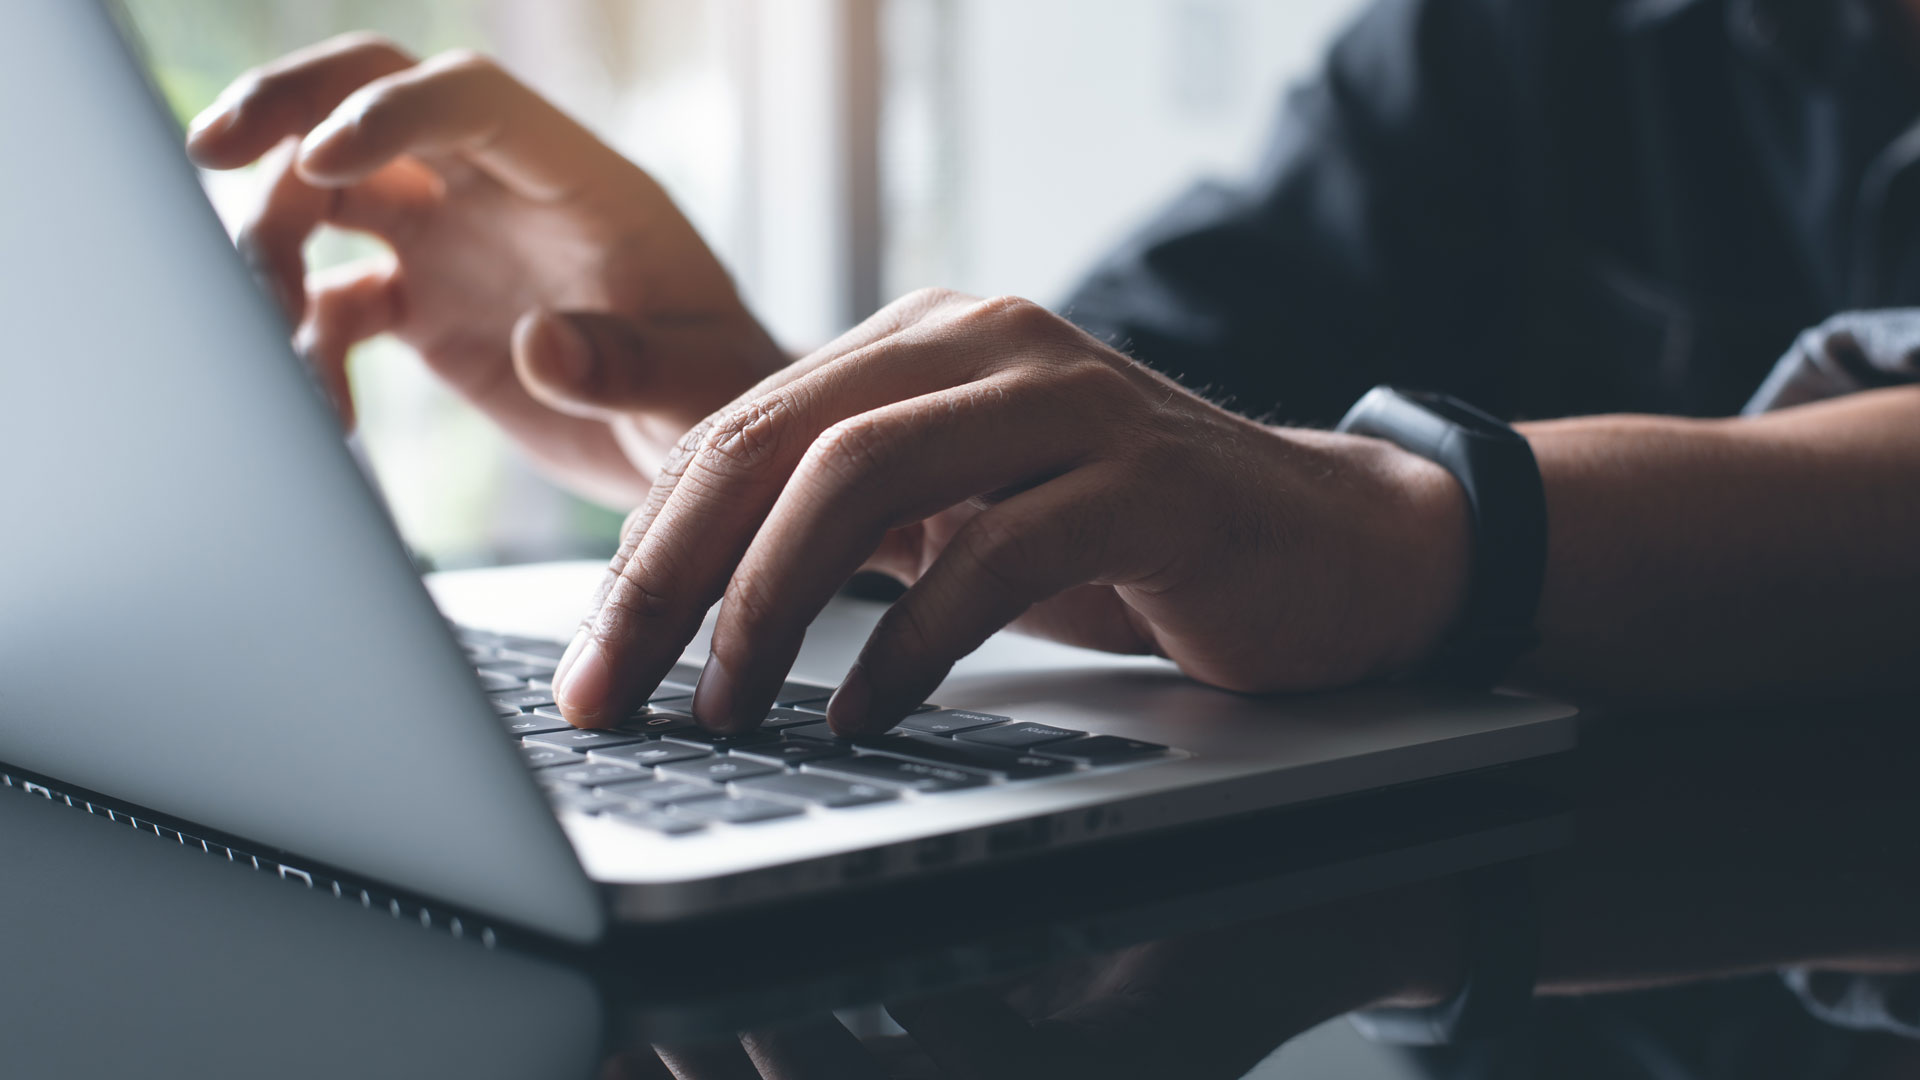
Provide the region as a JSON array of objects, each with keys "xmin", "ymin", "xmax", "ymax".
[{"xmin": 0, "ymin": 0, "xmax": 1577, "ymax": 946}]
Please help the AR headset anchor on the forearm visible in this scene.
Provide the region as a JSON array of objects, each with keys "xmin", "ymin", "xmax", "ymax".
[{"xmin": 1513, "ymin": 385, "xmax": 1920, "ymax": 701}]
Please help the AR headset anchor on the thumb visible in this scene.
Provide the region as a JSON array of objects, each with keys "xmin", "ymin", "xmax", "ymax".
[{"xmin": 512, "ymin": 308, "xmax": 665, "ymax": 420}]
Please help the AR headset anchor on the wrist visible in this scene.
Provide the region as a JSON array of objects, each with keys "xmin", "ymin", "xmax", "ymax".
[{"xmin": 1326, "ymin": 431, "xmax": 1472, "ymax": 677}]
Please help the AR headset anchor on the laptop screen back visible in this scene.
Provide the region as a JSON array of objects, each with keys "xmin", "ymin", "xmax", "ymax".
[{"xmin": 0, "ymin": 0, "xmax": 603, "ymax": 944}]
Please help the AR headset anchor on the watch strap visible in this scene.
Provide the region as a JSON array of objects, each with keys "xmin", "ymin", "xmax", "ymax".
[{"xmin": 1334, "ymin": 387, "xmax": 1547, "ymax": 687}]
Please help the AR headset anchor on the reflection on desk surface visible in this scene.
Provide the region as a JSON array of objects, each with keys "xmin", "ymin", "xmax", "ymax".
[{"xmin": 0, "ymin": 763, "xmax": 1561, "ymax": 1079}]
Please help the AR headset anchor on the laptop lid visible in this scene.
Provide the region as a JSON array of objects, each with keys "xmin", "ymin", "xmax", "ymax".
[{"xmin": 0, "ymin": 0, "xmax": 604, "ymax": 944}]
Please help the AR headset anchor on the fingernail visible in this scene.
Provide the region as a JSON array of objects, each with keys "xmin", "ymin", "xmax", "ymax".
[
  {"xmin": 538, "ymin": 313, "xmax": 595, "ymax": 387},
  {"xmin": 557, "ymin": 634, "xmax": 611, "ymax": 726},
  {"xmin": 826, "ymin": 664, "xmax": 871, "ymax": 735},
  {"xmin": 691, "ymin": 655, "xmax": 735, "ymax": 731},
  {"xmin": 296, "ymin": 111, "xmax": 354, "ymax": 170},
  {"xmin": 185, "ymin": 103, "xmax": 232, "ymax": 144},
  {"xmin": 553, "ymin": 628, "xmax": 591, "ymax": 691}
]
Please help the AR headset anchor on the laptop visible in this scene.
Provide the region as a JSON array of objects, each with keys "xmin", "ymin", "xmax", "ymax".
[{"xmin": 0, "ymin": 0, "xmax": 1578, "ymax": 947}]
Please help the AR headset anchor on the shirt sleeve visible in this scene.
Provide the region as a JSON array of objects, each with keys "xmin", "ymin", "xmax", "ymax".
[
  {"xmin": 1058, "ymin": 0, "xmax": 1525, "ymax": 426},
  {"xmin": 1742, "ymin": 309, "xmax": 1920, "ymax": 414},
  {"xmin": 1784, "ymin": 968, "xmax": 1920, "ymax": 1041}
]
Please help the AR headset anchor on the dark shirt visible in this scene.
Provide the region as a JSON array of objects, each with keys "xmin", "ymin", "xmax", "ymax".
[
  {"xmin": 1063, "ymin": 0, "xmax": 1920, "ymax": 424},
  {"xmin": 1062, "ymin": 0, "xmax": 1920, "ymax": 1043}
]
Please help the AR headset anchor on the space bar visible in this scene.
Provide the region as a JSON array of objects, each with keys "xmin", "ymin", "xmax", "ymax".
[
  {"xmin": 804, "ymin": 756, "xmax": 991, "ymax": 791},
  {"xmin": 854, "ymin": 734, "xmax": 1074, "ymax": 779}
]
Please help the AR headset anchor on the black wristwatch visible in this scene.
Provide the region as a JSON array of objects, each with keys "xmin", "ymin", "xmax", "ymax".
[{"xmin": 1334, "ymin": 387, "xmax": 1547, "ymax": 688}]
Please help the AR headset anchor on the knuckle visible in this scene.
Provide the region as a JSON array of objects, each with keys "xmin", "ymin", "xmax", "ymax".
[
  {"xmin": 956, "ymin": 515, "xmax": 1043, "ymax": 593},
  {"xmin": 721, "ymin": 574, "xmax": 781, "ymax": 636},
  {"xmin": 1056, "ymin": 354, "xmax": 1135, "ymax": 399},
  {"xmin": 875, "ymin": 599, "xmax": 939, "ymax": 664},
  {"xmin": 805, "ymin": 415, "xmax": 894, "ymax": 486},
  {"xmin": 430, "ymin": 48, "xmax": 501, "ymax": 81},
  {"xmin": 695, "ymin": 395, "xmax": 792, "ymax": 477},
  {"xmin": 598, "ymin": 564, "xmax": 675, "ymax": 642},
  {"xmin": 335, "ymin": 31, "xmax": 411, "ymax": 63},
  {"xmin": 897, "ymin": 286, "xmax": 968, "ymax": 316},
  {"xmin": 963, "ymin": 294, "xmax": 1055, "ymax": 336},
  {"xmin": 620, "ymin": 504, "xmax": 648, "ymax": 535}
]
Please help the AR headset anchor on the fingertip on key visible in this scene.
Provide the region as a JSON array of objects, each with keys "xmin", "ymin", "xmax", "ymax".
[
  {"xmin": 692, "ymin": 656, "xmax": 743, "ymax": 733},
  {"xmin": 556, "ymin": 634, "xmax": 612, "ymax": 728},
  {"xmin": 824, "ymin": 664, "xmax": 872, "ymax": 735}
]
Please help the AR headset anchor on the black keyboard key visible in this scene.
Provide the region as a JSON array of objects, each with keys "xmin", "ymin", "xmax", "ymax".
[
  {"xmin": 522, "ymin": 728, "xmax": 650, "ymax": 753},
  {"xmin": 661, "ymin": 728, "xmax": 780, "ymax": 750},
  {"xmin": 493, "ymin": 700, "xmax": 530, "ymax": 718},
  {"xmin": 655, "ymin": 757, "xmax": 782, "ymax": 784},
  {"xmin": 604, "ymin": 806, "xmax": 706, "ymax": 836},
  {"xmin": 519, "ymin": 745, "xmax": 581, "ymax": 770},
  {"xmin": 648, "ymin": 694, "xmax": 694, "ymax": 711},
  {"xmin": 618, "ymin": 709, "xmax": 700, "ymax": 737},
  {"xmin": 475, "ymin": 669, "xmax": 526, "ymax": 692},
  {"xmin": 1036, "ymin": 735, "xmax": 1167, "ymax": 765},
  {"xmin": 489, "ymin": 688, "xmax": 557, "ymax": 712},
  {"xmin": 550, "ymin": 762, "xmax": 645, "ymax": 787},
  {"xmin": 762, "ymin": 708, "xmax": 828, "ymax": 729},
  {"xmin": 503, "ymin": 712, "xmax": 574, "ymax": 737},
  {"xmin": 588, "ymin": 742, "xmax": 715, "ymax": 769},
  {"xmin": 674, "ymin": 796, "xmax": 805, "ymax": 825},
  {"xmin": 954, "ymin": 722, "xmax": 1085, "ymax": 750},
  {"xmin": 858, "ymin": 734, "xmax": 1073, "ymax": 780},
  {"xmin": 494, "ymin": 637, "xmax": 570, "ymax": 662},
  {"xmin": 482, "ymin": 660, "xmax": 558, "ymax": 684},
  {"xmin": 897, "ymin": 709, "xmax": 1011, "ymax": 736},
  {"xmin": 774, "ymin": 680, "xmax": 835, "ymax": 706},
  {"xmin": 731, "ymin": 741, "xmax": 853, "ymax": 767},
  {"xmin": 547, "ymin": 788, "xmax": 627, "ymax": 815},
  {"xmin": 780, "ymin": 722, "xmax": 846, "ymax": 744},
  {"xmin": 804, "ymin": 756, "xmax": 991, "ymax": 792},
  {"xmin": 734, "ymin": 773, "xmax": 898, "ymax": 808},
  {"xmin": 595, "ymin": 777, "xmax": 725, "ymax": 804}
]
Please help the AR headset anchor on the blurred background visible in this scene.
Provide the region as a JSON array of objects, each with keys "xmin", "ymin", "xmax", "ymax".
[{"xmin": 121, "ymin": 0, "xmax": 1369, "ymax": 570}]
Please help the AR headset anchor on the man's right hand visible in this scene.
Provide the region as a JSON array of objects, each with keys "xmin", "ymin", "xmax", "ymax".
[{"xmin": 187, "ymin": 33, "xmax": 787, "ymax": 507}]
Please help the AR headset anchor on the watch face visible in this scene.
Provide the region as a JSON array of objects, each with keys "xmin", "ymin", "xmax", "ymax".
[{"xmin": 1396, "ymin": 389, "xmax": 1513, "ymax": 437}]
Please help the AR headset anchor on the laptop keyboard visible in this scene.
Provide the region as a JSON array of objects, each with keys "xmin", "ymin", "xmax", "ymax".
[{"xmin": 458, "ymin": 627, "xmax": 1175, "ymax": 839}]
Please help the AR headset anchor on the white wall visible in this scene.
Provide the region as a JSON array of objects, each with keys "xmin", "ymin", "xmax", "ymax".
[{"xmin": 921, "ymin": 0, "xmax": 1367, "ymax": 304}]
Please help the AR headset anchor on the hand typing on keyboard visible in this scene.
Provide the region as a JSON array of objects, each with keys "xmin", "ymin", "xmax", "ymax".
[
  {"xmin": 186, "ymin": 35, "xmax": 789, "ymax": 507},
  {"xmin": 185, "ymin": 41, "xmax": 1472, "ymax": 738},
  {"xmin": 548, "ymin": 290, "xmax": 1473, "ymax": 735}
]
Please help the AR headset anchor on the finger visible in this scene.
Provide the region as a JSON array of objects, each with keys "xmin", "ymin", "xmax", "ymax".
[
  {"xmin": 605, "ymin": 288, "xmax": 979, "ymax": 562},
  {"xmin": 187, "ymin": 32, "xmax": 416, "ymax": 169},
  {"xmin": 291, "ymin": 258, "xmax": 403, "ymax": 430},
  {"xmin": 558, "ymin": 294, "xmax": 1067, "ymax": 729},
  {"xmin": 553, "ymin": 502, "xmax": 653, "ymax": 695},
  {"xmin": 831, "ymin": 464, "xmax": 1145, "ymax": 732},
  {"xmin": 513, "ymin": 310, "xmax": 761, "ymax": 427},
  {"xmin": 696, "ymin": 377, "xmax": 1112, "ymax": 733},
  {"xmin": 739, "ymin": 1018, "xmax": 890, "ymax": 1080},
  {"xmin": 294, "ymin": 50, "xmax": 633, "ymax": 201},
  {"xmin": 237, "ymin": 142, "xmax": 438, "ymax": 325}
]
